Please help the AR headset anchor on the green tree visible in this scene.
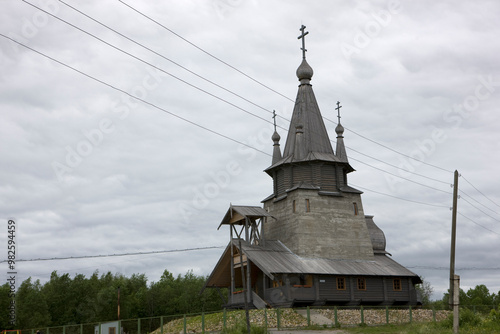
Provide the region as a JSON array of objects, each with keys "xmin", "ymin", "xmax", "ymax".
[
  {"xmin": 15, "ymin": 278, "xmax": 51, "ymax": 328},
  {"xmin": 42, "ymin": 271, "xmax": 79, "ymax": 325},
  {"xmin": 466, "ymin": 285, "xmax": 495, "ymax": 306},
  {"xmin": 0, "ymin": 282, "xmax": 13, "ymax": 329},
  {"xmin": 464, "ymin": 284, "xmax": 495, "ymax": 313},
  {"xmin": 415, "ymin": 277, "xmax": 434, "ymax": 306},
  {"xmin": 147, "ymin": 270, "xmax": 180, "ymax": 316},
  {"xmin": 94, "ymin": 272, "xmax": 120, "ymax": 321},
  {"xmin": 118, "ymin": 273, "xmax": 148, "ymax": 319},
  {"xmin": 441, "ymin": 284, "xmax": 496, "ymax": 313}
]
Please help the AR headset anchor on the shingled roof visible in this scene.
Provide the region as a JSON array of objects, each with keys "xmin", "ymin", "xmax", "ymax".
[{"xmin": 204, "ymin": 239, "xmax": 422, "ymax": 289}]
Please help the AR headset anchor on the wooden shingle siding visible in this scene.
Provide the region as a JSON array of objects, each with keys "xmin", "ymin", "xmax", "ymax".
[
  {"xmin": 283, "ymin": 166, "xmax": 292, "ymax": 191},
  {"xmin": 321, "ymin": 164, "xmax": 336, "ymax": 191},
  {"xmin": 336, "ymin": 166, "xmax": 344, "ymax": 188},
  {"xmin": 276, "ymin": 169, "xmax": 285, "ymax": 196},
  {"xmin": 294, "ymin": 164, "xmax": 312, "ymax": 185}
]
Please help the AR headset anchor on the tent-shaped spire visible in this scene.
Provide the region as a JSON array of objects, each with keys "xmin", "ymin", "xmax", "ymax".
[
  {"xmin": 281, "ymin": 58, "xmax": 335, "ymax": 160},
  {"xmin": 264, "ymin": 26, "xmax": 356, "ymax": 199}
]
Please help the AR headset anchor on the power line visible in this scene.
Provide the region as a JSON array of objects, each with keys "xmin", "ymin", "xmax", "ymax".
[
  {"xmin": 0, "ymin": 246, "xmax": 226, "ymax": 263},
  {"xmin": 462, "ymin": 174, "xmax": 500, "ymax": 209},
  {"xmin": 11, "ymin": 1, "xmax": 466, "ymax": 200},
  {"xmin": 118, "ymin": 0, "xmax": 453, "ymax": 173},
  {"xmin": 20, "ymin": 0, "xmax": 278, "ymax": 130},
  {"xmin": 340, "ymin": 123, "xmax": 454, "ymax": 174},
  {"xmin": 0, "ymin": 32, "xmax": 452, "ymax": 206},
  {"xmin": 349, "ymin": 157, "xmax": 452, "ymax": 194},
  {"xmin": 346, "ymin": 145, "xmax": 450, "ymax": 185},
  {"xmin": 26, "ymin": 0, "xmax": 453, "ymax": 193},
  {"xmin": 460, "ymin": 195, "xmax": 500, "ymax": 224},
  {"xmin": 0, "ymin": 33, "xmax": 272, "ymax": 158},
  {"xmin": 58, "ymin": 0, "xmax": 280, "ymax": 121},
  {"xmin": 117, "ymin": 0, "xmax": 294, "ymax": 103},
  {"xmin": 349, "ymin": 183, "xmax": 450, "ymax": 208},
  {"xmin": 458, "ymin": 212, "xmax": 500, "ymax": 236},
  {"xmin": 460, "ymin": 189, "xmax": 500, "ymax": 217},
  {"xmin": 116, "ymin": 0, "xmax": 455, "ymax": 176}
]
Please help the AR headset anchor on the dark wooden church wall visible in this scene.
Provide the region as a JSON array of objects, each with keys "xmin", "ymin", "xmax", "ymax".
[
  {"xmin": 352, "ymin": 277, "xmax": 385, "ymax": 302},
  {"xmin": 385, "ymin": 277, "xmax": 412, "ymax": 302},
  {"xmin": 318, "ymin": 275, "xmax": 351, "ymax": 301}
]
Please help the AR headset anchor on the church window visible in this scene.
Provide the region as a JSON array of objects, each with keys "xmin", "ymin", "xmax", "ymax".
[
  {"xmin": 353, "ymin": 202, "xmax": 358, "ymax": 215},
  {"xmin": 305, "ymin": 199, "xmax": 310, "ymax": 212},
  {"xmin": 336, "ymin": 277, "xmax": 346, "ymax": 290},
  {"xmin": 293, "ymin": 200, "xmax": 296, "ymax": 213},
  {"xmin": 393, "ymin": 278, "xmax": 402, "ymax": 291},
  {"xmin": 357, "ymin": 278, "xmax": 366, "ymax": 290}
]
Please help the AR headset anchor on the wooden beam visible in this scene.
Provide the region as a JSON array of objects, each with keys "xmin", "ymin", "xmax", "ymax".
[{"xmin": 230, "ymin": 229, "xmax": 235, "ymax": 304}]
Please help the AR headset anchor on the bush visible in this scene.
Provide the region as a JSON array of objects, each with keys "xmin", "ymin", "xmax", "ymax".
[
  {"xmin": 441, "ymin": 308, "xmax": 482, "ymax": 328},
  {"xmin": 488, "ymin": 308, "xmax": 500, "ymax": 323}
]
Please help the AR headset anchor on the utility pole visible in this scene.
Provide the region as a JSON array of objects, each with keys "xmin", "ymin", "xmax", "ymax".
[{"xmin": 449, "ymin": 170, "xmax": 459, "ymax": 333}]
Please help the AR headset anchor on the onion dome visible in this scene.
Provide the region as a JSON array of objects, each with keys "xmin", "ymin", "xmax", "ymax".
[
  {"xmin": 296, "ymin": 59, "xmax": 313, "ymax": 84},
  {"xmin": 272, "ymin": 131, "xmax": 281, "ymax": 143},
  {"xmin": 365, "ymin": 216, "xmax": 389, "ymax": 255},
  {"xmin": 335, "ymin": 122, "xmax": 344, "ymax": 136}
]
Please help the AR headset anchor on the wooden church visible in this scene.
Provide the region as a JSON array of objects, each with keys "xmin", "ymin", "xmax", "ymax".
[{"xmin": 203, "ymin": 26, "xmax": 422, "ymax": 308}]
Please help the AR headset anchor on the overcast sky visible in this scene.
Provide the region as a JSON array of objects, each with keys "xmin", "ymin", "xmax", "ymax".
[{"xmin": 1, "ymin": 0, "xmax": 500, "ymax": 301}]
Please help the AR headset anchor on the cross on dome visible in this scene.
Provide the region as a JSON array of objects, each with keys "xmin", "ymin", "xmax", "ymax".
[
  {"xmin": 335, "ymin": 101, "xmax": 342, "ymax": 123},
  {"xmin": 298, "ymin": 25, "xmax": 309, "ymax": 59}
]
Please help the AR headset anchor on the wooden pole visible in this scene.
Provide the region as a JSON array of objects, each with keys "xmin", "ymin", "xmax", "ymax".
[
  {"xmin": 449, "ymin": 170, "xmax": 459, "ymax": 308},
  {"xmin": 238, "ymin": 238, "xmax": 251, "ymax": 334},
  {"xmin": 230, "ymin": 227, "xmax": 235, "ymax": 304},
  {"xmin": 117, "ymin": 286, "xmax": 121, "ymax": 320}
]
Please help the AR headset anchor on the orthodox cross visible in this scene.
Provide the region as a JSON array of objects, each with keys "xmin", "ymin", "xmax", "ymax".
[
  {"xmin": 272, "ymin": 110, "xmax": 277, "ymax": 132},
  {"xmin": 298, "ymin": 25, "xmax": 309, "ymax": 59},
  {"xmin": 335, "ymin": 101, "xmax": 342, "ymax": 123}
]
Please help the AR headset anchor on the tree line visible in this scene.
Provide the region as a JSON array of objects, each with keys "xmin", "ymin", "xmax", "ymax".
[
  {"xmin": 1, "ymin": 270, "xmax": 499, "ymax": 330},
  {"xmin": 434, "ymin": 284, "xmax": 500, "ymax": 312},
  {"xmin": 0, "ymin": 270, "xmax": 225, "ymax": 329}
]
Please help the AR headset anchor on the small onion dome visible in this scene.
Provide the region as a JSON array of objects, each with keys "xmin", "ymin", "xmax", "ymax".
[
  {"xmin": 365, "ymin": 216, "xmax": 387, "ymax": 254},
  {"xmin": 272, "ymin": 130, "xmax": 281, "ymax": 143},
  {"xmin": 335, "ymin": 122, "xmax": 344, "ymax": 136},
  {"xmin": 296, "ymin": 59, "xmax": 313, "ymax": 83}
]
